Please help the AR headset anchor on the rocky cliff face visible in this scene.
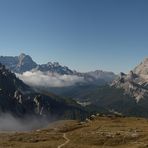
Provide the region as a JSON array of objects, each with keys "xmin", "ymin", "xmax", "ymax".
[
  {"xmin": 133, "ymin": 58, "xmax": 148, "ymax": 75},
  {"xmin": 0, "ymin": 53, "xmax": 37, "ymax": 73},
  {"xmin": 0, "ymin": 63, "xmax": 33, "ymax": 116},
  {"xmin": 112, "ymin": 58, "xmax": 148, "ymax": 103}
]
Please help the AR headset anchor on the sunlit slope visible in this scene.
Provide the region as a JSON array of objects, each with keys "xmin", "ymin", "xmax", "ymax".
[{"xmin": 0, "ymin": 116, "xmax": 148, "ymax": 148}]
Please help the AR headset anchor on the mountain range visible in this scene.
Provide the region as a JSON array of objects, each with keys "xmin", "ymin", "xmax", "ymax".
[
  {"xmin": 0, "ymin": 63, "xmax": 90, "ymax": 120},
  {"xmin": 70, "ymin": 57, "xmax": 148, "ymax": 117},
  {"xmin": 0, "ymin": 53, "xmax": 117, "ymax": 85},
  {"xmin": 0, "ymin": 53, "xmax": 148, "ymax": 118}
]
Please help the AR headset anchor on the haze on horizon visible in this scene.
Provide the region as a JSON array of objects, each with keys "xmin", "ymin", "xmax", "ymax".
[{"xmin": 0, "ymin": 0, "xmax": 148, "ymax": 73}]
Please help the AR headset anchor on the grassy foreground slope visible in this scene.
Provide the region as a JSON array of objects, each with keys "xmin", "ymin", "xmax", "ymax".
[{"xmin": 0, "ymin": 117, "xmax": 148, "ymax": 148}]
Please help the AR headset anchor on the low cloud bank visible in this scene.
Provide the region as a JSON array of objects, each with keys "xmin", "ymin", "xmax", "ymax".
[
  {"xmin": 16, "ymin": 71, "xmax": 84, "ymax": 87},
  {"xmin": 0, "ymin": 113, "xmax": 48, "ymax": 131}
]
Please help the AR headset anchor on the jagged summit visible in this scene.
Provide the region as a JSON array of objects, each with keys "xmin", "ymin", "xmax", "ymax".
[
  {"xmin": 112, "ymin": 58, "xmax": 148, "ymax": 103},
  {"xmin": 33, "ymin": 61, "xmax": 74, "ymax": 75},
  {"xmin": 19, "ymin": 53, "xmax": 26, "ymax": 58},
  {"xmin": 142, "ymin": 57, "xmax": 148, "ymax": 63},
  {"xmin": 0, "ymin": 53, "xmax": 37, "ymax": 73},
  {"xmin": 18, "ymin": 53, "xmax": 34, "ymax": 63},
  {"xmin": 17, "ymin": 53, "xmax": 37, "ymax": 73},
  {"xmin": 133, "ymin": 57, "xmax": 148, "ymax": 75}
]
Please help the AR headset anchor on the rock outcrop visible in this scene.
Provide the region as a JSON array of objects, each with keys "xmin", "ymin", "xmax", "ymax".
[{"xmin": 112, "ymin": 58, "xmax": 148, "ymax": 103}]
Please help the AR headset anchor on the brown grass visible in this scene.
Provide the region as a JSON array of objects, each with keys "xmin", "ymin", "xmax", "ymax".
[{"xmin": 0, "ymin": 117, "xmax": 148, "ymax": 148}]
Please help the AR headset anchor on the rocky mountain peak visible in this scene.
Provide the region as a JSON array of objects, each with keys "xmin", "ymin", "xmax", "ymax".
[
  {"xmin": 133, "ymin": 57, "xmax": 148, "ymax": 75},
  {"xmin": 0, "ymin": 53, "xmax": 37, "ymax": 73},
  {"xmin": 112, "ymin": 58, "xmax": 148, "ymax": 103},
  {"xmin": 143, "ymin": 57, "xmax": 148, "ymax": 63},
  {"xmin": 18, "ymin": 53, "xmax": 35, "ymax": 64},
  {"xmin": 119, "ymin": 72, "xmax": 126, "ymax": 78},
  {"xmin": 19, "ymin": 53, "xmax": 26, "ymax": 58},
  {"xmin": 53, "ymin": 62, "xmax": 60, "ymax": 67}
]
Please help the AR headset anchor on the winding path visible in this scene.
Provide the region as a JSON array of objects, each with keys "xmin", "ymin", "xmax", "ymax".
[{"xmin": 57, "ymin": 133, "xmax": 70, "ymax": 148}]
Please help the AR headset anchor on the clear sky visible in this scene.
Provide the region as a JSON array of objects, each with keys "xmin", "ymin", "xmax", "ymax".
[{"xmin": 0, "ymin": 0, "xmax": 148, "ymax": 73}]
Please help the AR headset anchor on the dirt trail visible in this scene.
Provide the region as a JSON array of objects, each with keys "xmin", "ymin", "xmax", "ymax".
[{"xmin": 57, "ymin": 133, "xmax": 70, "ymax": 148}]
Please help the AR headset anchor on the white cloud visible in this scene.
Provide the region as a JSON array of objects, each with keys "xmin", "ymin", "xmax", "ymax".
[
  {"xmin": 16, "ymin": 71, "xmax": 84, "ymax": 87},
  {"xmin": 0, "ymin": 113, "xmax": 48, "ymax": 131}
]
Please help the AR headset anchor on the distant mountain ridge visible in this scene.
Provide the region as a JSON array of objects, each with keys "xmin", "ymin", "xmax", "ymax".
[
  {"xmin": 0, "ymin": 53, "xmax": 76, "ymax": 75},
  {"xmin": 32, "ymin": 62, "xmax": 74, "ymax": 75},
  {"xmin": 0, "ymin": 53, "xmax": 117, "ymax": 84}
]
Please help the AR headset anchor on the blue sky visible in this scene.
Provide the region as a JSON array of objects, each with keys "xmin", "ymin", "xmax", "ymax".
[{"xmin": 0, "ymin": 0, "xmax": 148, "ymax": 73}]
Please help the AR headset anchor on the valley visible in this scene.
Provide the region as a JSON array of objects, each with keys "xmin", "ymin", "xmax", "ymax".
[
  {"xmin": 0, "ymin": 54, "xmax": 148, "ymax": 148},
  {"xmin": 0, "ymin": 1, "xmax": 148, "ymax": 147}
]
